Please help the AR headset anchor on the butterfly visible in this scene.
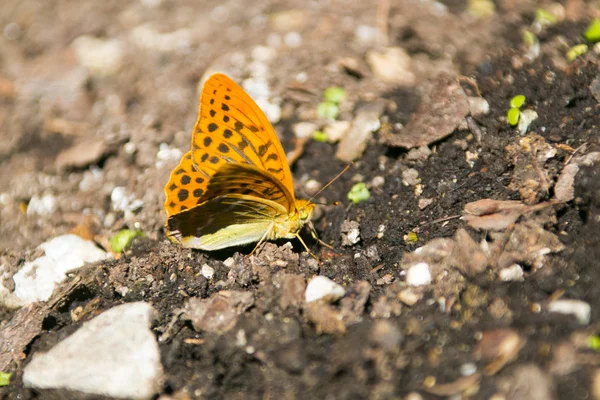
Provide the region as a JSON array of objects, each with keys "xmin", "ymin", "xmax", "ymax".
[{"xmin": 164, "ymin": 73, "xmax": 327, "ymax": 256}]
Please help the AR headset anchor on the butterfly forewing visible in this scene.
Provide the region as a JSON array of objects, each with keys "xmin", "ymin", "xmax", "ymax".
[
  {"xmin": 193, "ymin": 74, "xmax": 294, "ymax": 194},
  {"xmin": 164, "ymin": 73, "xmax": 295, "ymax": 218}
]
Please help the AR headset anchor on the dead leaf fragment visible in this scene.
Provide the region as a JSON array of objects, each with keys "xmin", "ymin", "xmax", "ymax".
[
  {"xmin": 56, "ymin": 139, "xmax": 108, "ymax": 170},
  {"xmin": 380, "ymin": 74, "xmax": 469, "ymax": 149},
  {"xmin": 463, "ymin": 198, "xmax": 558, "ymax": 231}
]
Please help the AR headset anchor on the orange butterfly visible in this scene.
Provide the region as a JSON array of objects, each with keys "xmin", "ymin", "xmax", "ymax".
[{"xmin": 164, "ymin": 73, "xmax": 323, "ymax": 256}]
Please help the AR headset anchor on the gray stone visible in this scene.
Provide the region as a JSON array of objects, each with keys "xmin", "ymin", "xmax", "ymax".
[{"xmin": 23, "ymin": 302, "xmax": 163, "ymax": 399}]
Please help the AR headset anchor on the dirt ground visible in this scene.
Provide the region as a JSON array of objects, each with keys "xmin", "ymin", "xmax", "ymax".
[{"xmin": 1, "ymin": 0, "xmax": 600, "ymax": 399}]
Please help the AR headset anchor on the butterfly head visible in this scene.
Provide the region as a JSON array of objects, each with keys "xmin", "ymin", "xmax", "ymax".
[{"xmin": 295, "ymin": 199, "xmax": 315, "ymax": 225}]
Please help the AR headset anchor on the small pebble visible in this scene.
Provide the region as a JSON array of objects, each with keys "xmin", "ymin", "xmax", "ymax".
[
  {"xmin": 201, "ymin": 265, "xmax": 215, "ymax": 280},
  {"xmin": 402, "ymin": 168, "xmax": 420, "ymax": 186},
  {"xmin": 460, "ymin": 362, "xmax": 478, "ymax": 376},
  {"xmin": 499, "ymin": 264, "xmax": 524, "ymax": 281},
  {"xmin": 305, "ymin": 276, "xmax": 345, "ymax": 303},
  {"xmin": 406, "ymin": 263, "xmax": 432, "ymax": 286},
  {"xmin": 27, "ymin": 194, "xmax": 58, "ymax": 217},
  {"xmin": 548, "ymin": 299, "xmax": 591, "ymax": 325},
  {"xmin": 293, "ymin": 122, "xmax": 318, "ymax": 139},
  {"xmin": 304, "ymin": 179, "xmax": 322, "ymax": 196},
  {"xmin": 283, "ymin": 32, "xmax": 302, "ymax": 48},
  {"xmin": 323, "ymin": 120, "xmax": 351, "ymax": 143},
  {"xmin": 517, "ymin": 109, "xmax": 538, "ymax": 135},
  {"xmin": 467, "ymin": 96, "xmax": 490, "ymax": 116},
  {"xmin": 370, "ymin": 176, "xmax": 385, "ymax": 189}
]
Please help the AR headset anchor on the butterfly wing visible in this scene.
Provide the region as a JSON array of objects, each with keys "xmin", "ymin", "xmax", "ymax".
[
  {"xmin": 167, "ymin": 163, "xmax": 293, "ymax": 249},
  {"xmin": 164, "ymin": 73, "xmax": 295, "ymax": 218}
]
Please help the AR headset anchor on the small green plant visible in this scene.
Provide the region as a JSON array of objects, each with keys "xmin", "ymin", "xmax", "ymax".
[
  {"xmin": 584, "ymin": 19, "xmax": 600, "ymax": 43},
  {"xmin": 404, "ymin": 232, "xmax": 419, "ymax": 244},
  {"xmin": 323, "ymin": 87, "xmax": 346, "ymax": 104},
  {"xmin": 317, "ymin": 86, "xmax": 346, "ymax": 120},
  {"xmin": 317, "ymin": 102, "xmax": 339, "ymax": 120},
  {"xmin": 534, "ymin": 8, "xmax": 557, "ymax": 27},
  {"xmin": 0, "ymin": 372, "xmax": 11, "ymax": 386},
  {"xmin": 588, "ymin": 335, "xmax": 600, "ymax": 351},
  {"xmin": 347, "ymin": 182, "xmax": 370, "ymax": 204},
  {"xmin": 522, "ymin": 31, "xmax": 537, "ymax": 47},
  {"xmin": 566, "ymin": 44, "xmax": 588, "ymax": 62},
  {"xmin": 109, "ymin": 229, "xmax": 145, "ymax": 253},
  {"xmin": 312, "ymin": 130, "xmax": 328, "ymax": 143},
  {"xmin": 507, "ymin": 95, "xmax": 526, "ymax": 126}
]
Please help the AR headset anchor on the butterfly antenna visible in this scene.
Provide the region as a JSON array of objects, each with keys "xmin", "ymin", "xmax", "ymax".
[{"xmin": 308, "ymin": 162, "xmax": 353, "ymax": 204}]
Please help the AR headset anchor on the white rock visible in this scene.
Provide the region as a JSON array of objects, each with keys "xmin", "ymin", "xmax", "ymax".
[
  {"xmin": 156, "ymin": 143, "xmax": 183, "ymax": 168},
  {"xmin": 499, "ymin": 264, "xmax": 524, "ymax": 281},
  {"xmin": 293, "ymin": 122, "xmax": 318, "ymax": 139},
  {"xmin": 283, "ymin": 31, "xmax": 302, "ymax": 48},
  {"xmin": 323, "ymin": 120, "xmax": 351, "ymax": 143},
  {"xmin": 111, "ymin": 187, "xmax": 144, "ymax": 213},
  {"xmin": 517, "ymin": 109, "xmax": 538, "ymax": 135},
  {"xmin": 27, "ymin": 193, "xmax": 58, "ymax": 217},
  {"xmin": 467, "ymin": 97, "xmax": 490, "ymax": 116},
  {"xmin": 402, "ymin": 168, "xmax": 420, "ymax": 186},
  {"xmin": 406, "ymin": 263, "xmax": 432, "ymax": 286},
  {"xmin": 354, "ymin": 25, "xmax": 381, "ymax": 45},
  {"xmin": 13, "ymin": 234, "xmax": 109, "ymax": 304},
  {"xmin": 370, "ymin": 176, "xmax": 385, "ymax": 189},
  {"xmin": 223, "ymin": 257, "xmax": 235, "ymax": 268},
  {"xmin": 201, "ymin": 264, "xmax": 215, "ymax": 280},
  {"xmin": 130, "ymin": 24, "xmax": 191, "ymax": 52},
  {"xmin": 548, "ymin": 299, "xmax": 591, "ymax": 325},
  {"xmin": 72, "ymin": 36, "xmax": 124, "ymax": 76},
  {"xmin": 251, "ymin": 45, "xmax": 276, "ymax": 63},
  {"xmin": 23, "ymin": 302, "xmax": 163, "ymax": 399},
  {"xmin": 305, "ymin": 276, "xmax": 345, "ymax": 303}
]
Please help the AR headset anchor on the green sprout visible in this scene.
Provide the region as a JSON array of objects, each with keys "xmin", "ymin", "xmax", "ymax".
[
  {"xmin": 534, "ymin": 8, "xmax": 557, "ymax": 27},
  {"xmin": 347, "ymin": 182, "xmax": 370, "ymax": 204},
  {"xmin": 588, "ymin": 335, "xmax": 600, "ymax": 351},
  {"xmin": 584, "ymin": 19, "xmax": 600, "ymax": 43},
  {"xmin": 323, "ymin": 87, "xmax": 346, "ymax": 104},
  {"xmin": 510, "ymin": 95, "xmax": 526, "ymax": 108},
  {"xmin": 312, "ymin": 130, "xmax": 328, "ymax": 143},
  {"xmin": 317, "ymin": 102, "xmax": 339, "ymax": 120},
  {"xmin": 566, "ymin": 44, "xmax": 588, "ymax": 62},
  {"xmin": 467, "ymin": 0, "xmax": 495, "ymax": 17},
  {"xmin": 0, "ymin": 372, "xmax": 11, "ymax": 386},
  {"xmin": 109, "ymin": 229, "xmax": 145, "ymax": 253},
  {"xmin": 404, "ymin": 232, "xmax": 418, "ymax": 244},
  {"xmin": 317, "ymin": 86, "xmax": 346, "ymax": 120},
  {"xmin": 507, "ymin": 95, "xmax": 526, "ymax": 126},
  {"xmin": 522, "ymin": 31, "xmax": 537, "ymax": 47}
]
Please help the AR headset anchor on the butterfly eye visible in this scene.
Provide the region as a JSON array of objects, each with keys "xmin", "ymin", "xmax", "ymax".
[{"xmin": 299, "ymin": 208, "xmax": 309, "ymax": 220}]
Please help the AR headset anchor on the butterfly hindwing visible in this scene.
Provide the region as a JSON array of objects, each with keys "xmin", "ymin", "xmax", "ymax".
[
  {"xmin": 166, "ymin": 163, "xmax": 294, "ymax": 248},
  {"xmin": 164, "ymin": 151, "xmax": 210, "ymax": 216},
  {"xmin": 167, "ymin": 193, "xmax": 287, "ymax": 250}
]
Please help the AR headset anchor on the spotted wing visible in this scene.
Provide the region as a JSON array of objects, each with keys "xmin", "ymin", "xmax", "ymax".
[
  {"xmin": 164, "ymin": 73, "xmax": 294, "ymax": 217},
  {"xmin": 166, "ymin": 162, "xmax": 294, "ymax": 247}
]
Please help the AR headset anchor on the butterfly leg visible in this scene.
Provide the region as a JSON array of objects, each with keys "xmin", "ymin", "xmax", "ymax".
[
  {"xmin": 308, "ymin": 222, "xmax": 336, "ymax": 250},
  {"xmin": 294, "ymin": 233, "xmax": 320, "ymax": 262},
  {"xmin": 249, "ymin": 227, "xmax": 273, "ymax": 257}
]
